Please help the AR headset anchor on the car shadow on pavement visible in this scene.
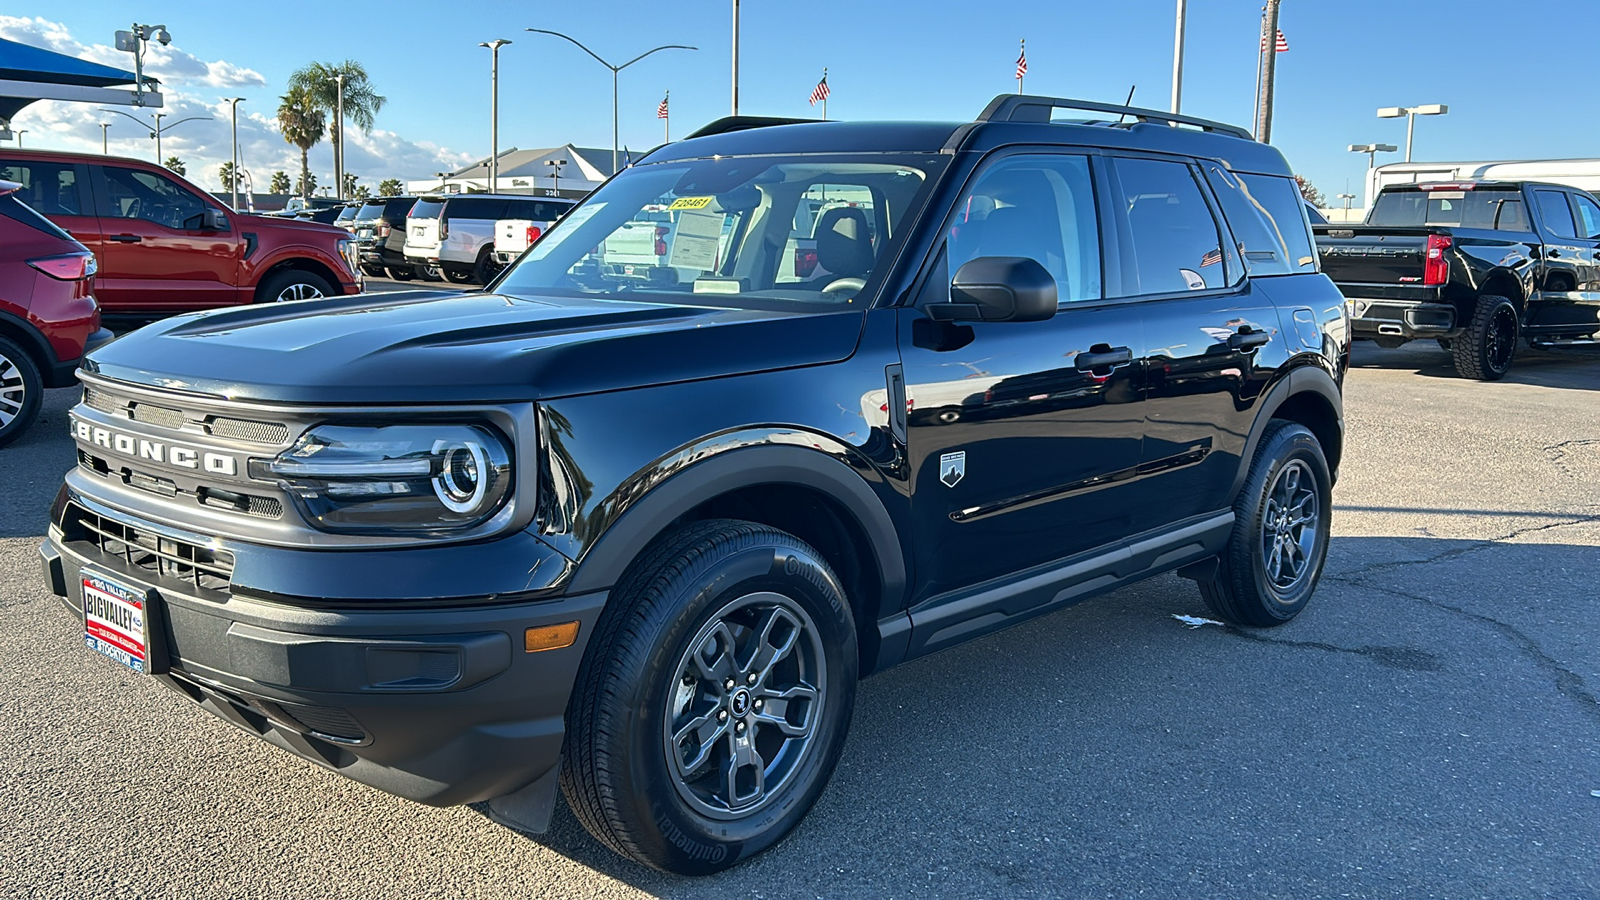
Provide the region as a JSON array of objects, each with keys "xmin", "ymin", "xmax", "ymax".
[
  {"xmin": 480, "ymin": 533, "xmax": 1600, "ymax": 897},
  {"xmin": 1351, "ymin": 339, "xmax": 1600, "ymax": 389}
]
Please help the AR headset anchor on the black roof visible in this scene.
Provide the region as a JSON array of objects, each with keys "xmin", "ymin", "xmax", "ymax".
[{"xmin": 643, "ymin": 94, "xmax": 1293, "ymax": 178}]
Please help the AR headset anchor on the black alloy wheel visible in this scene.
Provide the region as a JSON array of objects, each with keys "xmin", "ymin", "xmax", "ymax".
[
  {"xmin": 561, "ymin": 519, "xmax": 857, "ymax": 874},
  {"xmin": 1452, "ymin": 294, "xmax": 1519, "ymax": 380}
]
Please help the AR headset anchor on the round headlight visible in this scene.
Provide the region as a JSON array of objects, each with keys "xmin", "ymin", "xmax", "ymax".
[{"xmin": 433, "ymin": 439, "xmax": 489, "ymax": 512}]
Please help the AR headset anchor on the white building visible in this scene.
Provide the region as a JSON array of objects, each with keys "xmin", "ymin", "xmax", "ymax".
[{"xmin": 407, "ymin": 145, "xmax": 618, "ymax": 198}]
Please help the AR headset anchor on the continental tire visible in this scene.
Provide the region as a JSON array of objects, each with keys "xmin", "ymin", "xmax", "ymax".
[
  {"xmin": 0, "ymin": 335, "xmax": 43, "ymax": 448},
  {"xmin": 1452, "ymin": 294, "xmax": 1518, "ymax": 380},
  {"xmin": 561, "ymin": 519, "xmax": 857, "ymax": 874},
  {"xmin": 1200, "ymin": 421, "xmax": 1331, "ymax": 627}
]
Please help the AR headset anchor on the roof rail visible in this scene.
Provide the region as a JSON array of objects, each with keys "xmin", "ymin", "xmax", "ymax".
[
  {"xmin": 976, "ymin": 94, "xmax": 1253, "ymax": 140},
  {"xmin": 684, "ymin": 115, "xmax": 820, "ymax": 141}
]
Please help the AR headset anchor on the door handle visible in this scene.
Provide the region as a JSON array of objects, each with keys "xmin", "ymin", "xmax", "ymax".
[
  {"xmin": 1075, "ymin": 346, "xmax": 1133, "ymax": 371},
  {"xmin": 108, "ymin": 234, "xmax": 142, "ymax": 243},
  {"xmin": 1228, "ymin": 328, "xmax": 1271, "ymax": 350}
]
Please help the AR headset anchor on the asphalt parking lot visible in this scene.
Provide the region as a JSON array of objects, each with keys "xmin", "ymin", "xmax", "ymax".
[{"xmin": 2, "ymin": 339, "xmax": 1597, "ymax": 899}]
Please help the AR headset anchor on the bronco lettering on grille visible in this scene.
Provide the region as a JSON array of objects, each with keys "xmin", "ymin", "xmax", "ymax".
[{"xmin": 73, "ymin": 420, "xmax": 239, "ymax": 476}]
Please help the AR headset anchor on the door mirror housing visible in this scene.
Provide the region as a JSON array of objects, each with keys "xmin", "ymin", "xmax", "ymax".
[
  {"xmin": 195, "ymin": 207, "xmax": 228, "ymax": 231},
  {"xmin": 926, "ymin": 257, "xmax": 1057, "ymax": 323}
]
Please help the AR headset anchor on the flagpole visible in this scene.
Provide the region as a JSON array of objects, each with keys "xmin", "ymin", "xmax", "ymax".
[
  {"xmin": 821, "ymin": 68, "xmax": 827, "ymax": 121},
  {"xmin": 664, "ymin": 90, "xmax": 669, "ymax": 142},
  {"xmin": 1017, "ymin": 38, "xmax": 1025, "ymax": 94}
]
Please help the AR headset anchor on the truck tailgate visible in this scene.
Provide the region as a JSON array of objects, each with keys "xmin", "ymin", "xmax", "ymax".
[
  {"xmin": 1313, "ymin": 225, "xmax": 1435, "ymax": 286},
  {"xmin": 496, "ymin": 219, "xmax": 532, "ymax": 256}
]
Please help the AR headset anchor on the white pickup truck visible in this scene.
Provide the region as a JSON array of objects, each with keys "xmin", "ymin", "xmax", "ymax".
[{"xmin": 491, "ymin": 198, "xmax": 578, "ymax": 266}]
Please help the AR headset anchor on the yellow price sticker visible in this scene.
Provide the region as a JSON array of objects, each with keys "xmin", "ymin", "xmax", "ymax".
[{"xmin": 669, "ymin": 196, "xmax": 714, "ymax": 210}]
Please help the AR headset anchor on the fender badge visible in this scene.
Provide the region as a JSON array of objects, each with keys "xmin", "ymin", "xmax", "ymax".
[{"xmin": 939, "ymin": 451, "xmax": 966, "ymax": 488}]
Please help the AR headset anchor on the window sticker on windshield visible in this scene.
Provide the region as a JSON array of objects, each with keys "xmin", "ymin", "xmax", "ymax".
[
  {"xmin": 669, "ymin": 196, "xmax": 714, "ymax": 211},
  {"xmin": 668, "ymin": 210, "xmax": 723, "ymax": 270},
  {"xmin": 528, "ymin": 202, "xmax": 604, "ymax": 260}
]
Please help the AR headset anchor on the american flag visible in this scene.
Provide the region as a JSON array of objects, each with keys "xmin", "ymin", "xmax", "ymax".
[
  {"xmin": 809, "ymin": 73, "xmax": 830, "ymax": 106},
  {"xmin": 1201, "ymin": 248, "xmax": 1223, "ymax": 267},
  {"xmin": 657, "ymin": 93, "xmax": 669, "ymax": 119},
  {"xmin": 1261, "ymin": 29, "xmax": 1288, "ymax": 52},
  {"xmin": 1015, "ymin": 43, "xmax": 1028, "ymax": 80}
]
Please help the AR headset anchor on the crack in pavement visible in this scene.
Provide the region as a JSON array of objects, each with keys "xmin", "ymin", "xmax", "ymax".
[
  {"xmin": 1326, "ymin": 575, "xmax": 1600, "ymax": 725},
  {"xmin": 1543, "ymin": 439, "xmax": 1600, "ymax": 480},
  {"xmin": 1220, "ymin": 625, "xmax": 1445, "ymax": 672},
  {"xmin": 1331, "ymin": 512, "xmax": 1600, "ymax": 580}
]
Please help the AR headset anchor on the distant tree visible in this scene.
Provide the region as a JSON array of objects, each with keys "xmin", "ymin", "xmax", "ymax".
[
  {"xmin": 269, "ymin": 170, "xmax": 292, "ymax": 194},
  {"xmin": 350, "ymin": 183, "xmax": 371, "ymax": 200},
  {"xmin": 342, "ymin": 173, "xmax": 360, "ymax": 197},
  {"xmin": 218, "ymin": 161, "xmax": 238, "ymax": 192},
  {"xmin": 295, "ymin": 171, "xmax": 318, "ymax": 197},
  {"xmin": 377, "ymin": 178, "xmax": 402, "ymax": 197},
  {"xmin": 163, "ymin": 156, "xmax": 186, "ymax": 176},
  {"xmin": 277, "ymin": 86, "xmax": 325, "ymax": 198},
  {"xmin": 288, "ymin": 61, "xmax": 386, "ymax": 198},
  {"xmin": 1295, "ymin": 174, "xmax": 1326, "ymax": 208}
]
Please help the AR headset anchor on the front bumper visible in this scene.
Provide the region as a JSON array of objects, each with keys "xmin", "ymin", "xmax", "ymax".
[{"xmin": 41, "ymin": 488, "xmax": 601, "ymax": 810}]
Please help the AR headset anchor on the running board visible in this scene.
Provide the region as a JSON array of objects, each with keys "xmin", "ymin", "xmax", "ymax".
[{"xmin": 899, "ymin": 511, "xmax": 1234, "ymax": 662}]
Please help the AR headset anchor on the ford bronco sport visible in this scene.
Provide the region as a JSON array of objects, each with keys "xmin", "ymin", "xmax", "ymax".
[{"xmin": 41, "ymin": 96, "xmax": 1347, "ymax": 874}]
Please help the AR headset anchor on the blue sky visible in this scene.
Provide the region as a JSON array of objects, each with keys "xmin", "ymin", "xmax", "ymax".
[{"xmin": 8, "ymin": 0, "xmax": 1600, "ymax": 200}]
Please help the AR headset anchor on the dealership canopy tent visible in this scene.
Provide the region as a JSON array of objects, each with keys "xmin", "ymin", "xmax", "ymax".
[{"xmin": 0, "ymin": 37, "xmax": 161, "ymax": 139}]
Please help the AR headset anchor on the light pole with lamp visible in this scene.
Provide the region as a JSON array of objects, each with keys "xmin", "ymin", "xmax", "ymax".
[
  {"xmin": 99, "ymin": 123, "xmax": 111, "ymax": 153},
  {"xmin": 545, "ymin": 158, "xmax": 567, "ymax": 193},
  {"xmin": 100, "ymin": 108, "xmax": 211, "ymax": 162},
  {"xmin": 1349, "ymin": 142, "xmax": 1398, "ymax": 170},
  {"xmin": 524, "ymin": 29, "xmax": 696, "ymax": 175},
  {"xmin": 1337, "ymin": 192, "xmax": 1356, "ymax": 211},
  {"xmin": 225, "ymin": 97, "xmax": 245, "ymax": 211},
  {"xmin": 731, "ymin": 0, "xmax": 740, "ymax": 115},
  {"xmin": 435, "ymin": 171, "xmax": 451, "ymax": 194},
  {"xmin": 13, "ymin": 130, "xmax": 25, "ymax": 147},
  {"xmin": 334, "ymin": 73, "xmax": 345, "ymax": 199},
  {"xmin": 1377, "ymin": 105, "xmax": 1447, "ymax": 162},
  {"xmin": 479, "ymin": 40, "xmax": 512, "ymax": 192}
]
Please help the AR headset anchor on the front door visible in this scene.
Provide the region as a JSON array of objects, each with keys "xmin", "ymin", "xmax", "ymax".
[
  {"xmin": 900, "ymin": 152, "xmax": 1147, "ymax": 603},
  {"xmin": 90, "ymin": 164, "xmax": 241, "ymax": 311}
]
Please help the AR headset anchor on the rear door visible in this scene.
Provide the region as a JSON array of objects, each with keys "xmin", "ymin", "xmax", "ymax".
[
  {"xmin": 89, "ymin": 164, "xmax": 241, "ymax": 310},
  {"xmin": 1561, "ymin": 192, "xmax": 1600, "ymax": 330},
  {"xmin": 1108, "ymin": 156, "xmax": 1291, "ymax": 524},
  {"xmin": 900, "ymin": 150, "xmax": 1147, "ymax": 602},
  {"xmin": 1528, "ymin": 187, "xmax": 1595, "ymax": 333},
  {"xmin": 0, "ymin": 158, "xmax": 99, "ymax": 263}
]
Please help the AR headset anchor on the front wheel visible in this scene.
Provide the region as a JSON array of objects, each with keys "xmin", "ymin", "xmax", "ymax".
[
  {"xmin": 1452, "ymin": 294, "xmax": 1518, "ymax": 380},
  {"xmin": 255, "ymin": 269, "xmax": 333, "ymax": 303},
  {"xmin": 442, "ymin": 267, "xmax": 475, "ymax": 284},
  {"xmin": 561, "ymin": 520, "xmax": 857, "ymax": 874},
  {"xmin": 1198, "ymin": 421, "xmax": 1332, "ymax": 626},
  {"xmin": 386, "ymin": 266, "xmax": 416, "ymax": 281}
]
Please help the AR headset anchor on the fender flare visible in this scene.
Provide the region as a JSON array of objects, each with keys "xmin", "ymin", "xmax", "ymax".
[
  {"xmin": 0, "ymin": 308, "xmax": 57, "ymax": 374},
  {"xmin": 1228, "ymin": 363, "xmax": 1345, "ymax": 499},
  {"xmin": 564, "ymin": 444, "xmax": 908, "ymax": 618}
]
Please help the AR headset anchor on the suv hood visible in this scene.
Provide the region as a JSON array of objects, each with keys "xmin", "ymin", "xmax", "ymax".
[{"xmin": 85, "ymin": 290, "xmax": 865, "ymax": 404}]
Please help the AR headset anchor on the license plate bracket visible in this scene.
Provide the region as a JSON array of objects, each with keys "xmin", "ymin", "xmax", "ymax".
[{"xmin": 82, "ymin": 570, "xmax": 167, "ymax": 675}]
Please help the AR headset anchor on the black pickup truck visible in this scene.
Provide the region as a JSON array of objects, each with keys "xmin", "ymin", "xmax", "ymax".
[{"xmin": 1314, "ymin": 180, "xmax": 1600, "ymax": 379}]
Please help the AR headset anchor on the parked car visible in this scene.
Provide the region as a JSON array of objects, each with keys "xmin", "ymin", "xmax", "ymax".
[
  {"xmin": 0, "ymin": 179, "xmax": 111, "ymax": 446},
  {"xmin": 333, "ymin": 201, "xmax": 361, "ymax": 232},
  {"xmin": 491, "ymin": 198, "xmax": 578, "ymax": 266},
  {"xmin": 296, "ymin": 205, "xmax": 347, "ymax": 225},
  {"xmin": 405, "ymin": 194, "xmax": 575, "ymax": 284},
  {"xmin": 1314, "ymin": 179, "xmax": 1600, "ymax": 379},
  {"xmin": 41, "ymin": 94, "xmax": 1347, "ymax": 875},
  {"xmin": 353, "ymin": 196, "xmax": 421, "ymax": 280},
  {"xmin": 0, "ymin": 151, "xmax": 362, "ymax": 313}
]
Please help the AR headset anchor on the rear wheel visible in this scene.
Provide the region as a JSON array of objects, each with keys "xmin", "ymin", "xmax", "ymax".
[
  {"xmin": 1198, "ymin": 421, "xmax": 1331, "ymax": 627},
  {"xmin": 561, "ymin": 520, "xmax": 857, "ymax": 874},
  {"xmin": 1452, "ymin": 294, "xmax": 1518, "ymax": 380},
  {"xmin": 359, "ymin": 264, "xmax": 386, "ymax": 278},
  {"xmin": 417, "ymin": 264, "xmax": 443, "ymax": 282},
  {"xmin": 0, "ymin": 336, "xmax": 43, "ymax": 448},
  {"xmin": 256, "ymin": 269, "xmax": 333, "ymax": 303},
  {"xmin": 474, "ymin": 248, "xmax": 503, "ymax": 286},
  {"xmin": 385, "ymin": 266, "xmax": 416, "ymax": 281},
  {"xmin": 442, "ymin": 267, "xmax": 474, "ymax": 284}
]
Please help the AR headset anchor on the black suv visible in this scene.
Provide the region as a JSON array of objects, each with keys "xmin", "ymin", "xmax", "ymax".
[
  {"xmin": 40, "ymin": 96, "xmax": 1348, "ymax": 875},
  {"xmin": 352, "ymin": 195, "xmax": 420, "ymax": 280}
]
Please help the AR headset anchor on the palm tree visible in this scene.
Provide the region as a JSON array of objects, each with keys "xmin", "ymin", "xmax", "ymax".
[
  {"xmin": 288, "ymin": 61, "xmax": 385, "ymax": 198},
  {"xmin": 276, "ymin": 87, "xmax": 325, "ymax": 199}
]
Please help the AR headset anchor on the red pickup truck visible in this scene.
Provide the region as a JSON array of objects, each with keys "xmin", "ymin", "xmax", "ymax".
[{"xmin": 0, "ymin": 150, "xmax": 361, "ymax": 313}]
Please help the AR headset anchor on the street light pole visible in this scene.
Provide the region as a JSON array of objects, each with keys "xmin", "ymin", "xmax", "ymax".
[
  {"xmin": 100, "ymin": 123, "xmax": 110, "ymax": 153},
  {"xmin": 525, "ymin": 29, "xmax": 697, "ymax": 176},
  {"xmin": 100, "ymin": 109, "xmax": 212, "ymax": 164},
  {"xmin": 1348, "ymin": 142, "xmax": 1398, "ymax": 170},
  {"xmin": 479, "ymin": 40, "xmax": 512, "ymax": 192},
  {"xmin": 1170, "ymin": 0, "xmax": 1186, "ymax": 114},
  {"xmin": 226, "ymin": 97, "xmax": 245, "ymax": 211},
  {"xmin": 1377, "ymin": 105, "xmax": 1448, "ymax": 162},
  {"xmin": 153, "ymin": 112, "xmax": 165, "ymax": 161},
  {"xmin": 545, "ymin": 158, "xmax": 566, "ymax": 193},
  {"xmin": 1254, "ymin": 0, "xmax": 1282, "ymax": 142},
  {"xmin": 731, "ymin": 0, "xmax": 740, "ymax": 116}
]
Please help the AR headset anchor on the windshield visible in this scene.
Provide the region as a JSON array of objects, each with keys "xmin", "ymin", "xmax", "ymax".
[
  {"xmin": 495, "ymin": 153, "xmax": 947, "ymax": 308},
  {"xmin": 355, "ymin": 201, "xmax": 387, "ymax": 221}
]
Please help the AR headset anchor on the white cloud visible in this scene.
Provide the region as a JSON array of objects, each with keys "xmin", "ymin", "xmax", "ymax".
[{"xmin": 0, "ymin": 17, "xmax": 476, "ymax": 193}]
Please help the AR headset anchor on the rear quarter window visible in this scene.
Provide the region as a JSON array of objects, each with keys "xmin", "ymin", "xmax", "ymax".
[
  {"xmin": 1237, "ymin": 174, "xmax": 1317, "ymax": 273},
  {"xmin": 409, "ymin": 198, "xmax": 446, "ymax": 219},
  {"xmin": 444, "ymin": 198, "xmax": 507, "ymax": 221}
]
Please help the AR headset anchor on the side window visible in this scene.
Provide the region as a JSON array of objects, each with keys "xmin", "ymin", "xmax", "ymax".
[
  {"xmin": 1238, "ymin": 174, "xmax": 1318, "ymax": 273},
  {"xmin": 101, "ymin": 166, "xmax": 208, "ymax": 229},
  {"xmin": 1535, "ymin": 190, "xmax": 1577, "ymax": 239},
  {"xmin": 1204, "ymin": 165, "xmax": 1288, "ymax": 276},
  {"xmin": 944, "ymin": 154, "xmax": 1102, "ymax": 304},
  {"xmin": 1573, "ymin": 194, "xmax": 1600, "ymax": 240},
  {"xmin": 0, "ymin": 160, "xmax": 82, "ymax": 216},
  {"xmin": 1112, "ymin": 157, "xmax": 1229, "ymax": 295}
]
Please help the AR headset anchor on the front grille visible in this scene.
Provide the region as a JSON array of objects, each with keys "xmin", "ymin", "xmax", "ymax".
[
  {"xmin": 128, "ymin": 402, "xmax": 184, "ymax": 430},
  {"xmin": 277, "ymin": 705, "xmax": 366, "ymax": 742},
  {"xmin": 65, "ymin": 503, "xmax": 234, "ymax": 593},
  {"xmin": 206, "ymin": 415, "xmax": 290, "ymax": 445},
  {"xmin": 76, "ymin": 452, "xmax": 283, "ymax": 519},
  {"xmin": 83, "ymin": 388, "xmax": 122, "ymax": 415}
]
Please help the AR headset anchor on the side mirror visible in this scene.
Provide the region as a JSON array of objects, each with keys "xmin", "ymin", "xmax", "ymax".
[
  {"xmin": 201, "ymin": 208, "xmax": 228, "ymax": 231},
  {"xmin": 926, "ymin": 256, "xmax": 1057, "ymax": 323}
]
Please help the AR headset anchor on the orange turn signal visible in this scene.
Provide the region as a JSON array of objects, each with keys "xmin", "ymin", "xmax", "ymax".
[{"xmin": 524, "ymin": 621, "xmax": 580, "ymax": 653}]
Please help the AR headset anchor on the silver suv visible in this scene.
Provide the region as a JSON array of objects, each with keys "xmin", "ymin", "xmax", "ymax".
[{"xmin": 404, "ymin": 194, "xmax": 570, "ymax": 285}]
